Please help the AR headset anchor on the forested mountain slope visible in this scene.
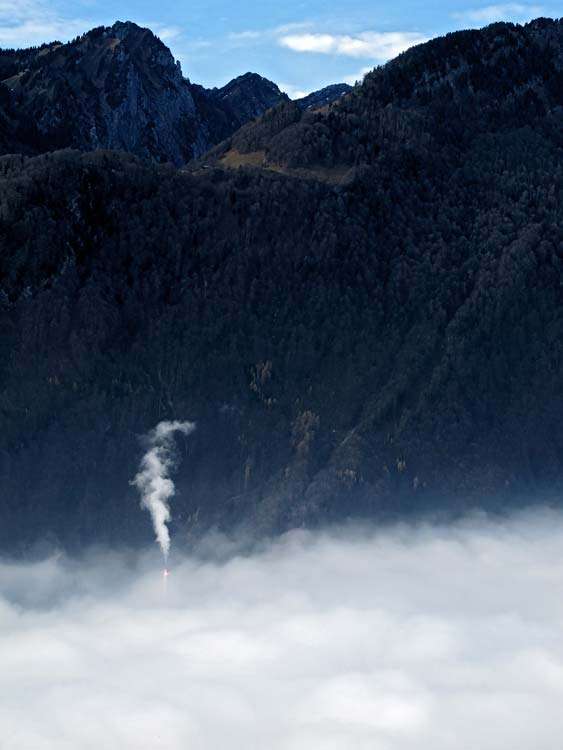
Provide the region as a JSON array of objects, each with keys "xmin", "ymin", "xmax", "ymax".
[
  {"xmin": 0, "ymin": 18, "xmax": 562, "ymax": 553},
  {"xmin": 210, "ymin": 18, "xmax": 562, "ymax": 173}
]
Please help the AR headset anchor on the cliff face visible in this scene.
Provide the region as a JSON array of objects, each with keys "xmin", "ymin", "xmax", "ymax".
[
  {"xmin": 0, "ymin": 19, "xmax": 562, "ymax": 553},
  {"xmin": 0, "ymin": 22, "xmax": 288, "ymax": 164}
]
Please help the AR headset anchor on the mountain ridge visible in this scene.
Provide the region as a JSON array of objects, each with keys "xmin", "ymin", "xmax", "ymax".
[
  {"xmin": 0, "ymin": 21, "xmax": 349, "ymax": 165},
  {"xmin": 207, "ymin": 17, "xmax": 562, "ymax": 176}
]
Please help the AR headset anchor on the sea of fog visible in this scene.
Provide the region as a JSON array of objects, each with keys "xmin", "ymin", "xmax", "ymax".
[{"xmin": 2, "ymin": 509, "xmax": 563, "ymax": 749}]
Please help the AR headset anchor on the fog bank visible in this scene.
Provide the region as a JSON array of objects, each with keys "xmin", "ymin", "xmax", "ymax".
[{"xmin": 2, "ymin": 510, "xmax": 563, "ymax": 749}]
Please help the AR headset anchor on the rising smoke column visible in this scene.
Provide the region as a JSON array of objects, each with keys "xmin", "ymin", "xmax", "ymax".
[{"xmin": 132, "ymin": 420, "xmax": 196, "ymax": 561}]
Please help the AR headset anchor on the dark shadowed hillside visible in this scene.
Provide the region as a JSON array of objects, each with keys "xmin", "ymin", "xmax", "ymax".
[{"xmin": 0, "ymin": 18, "xmax": 562, "ymax": 553}]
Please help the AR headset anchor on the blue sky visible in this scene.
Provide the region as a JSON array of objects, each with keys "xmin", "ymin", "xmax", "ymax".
[{"xmin": 0, "ymin": 0, "xmax": 560, "ymax": 95}]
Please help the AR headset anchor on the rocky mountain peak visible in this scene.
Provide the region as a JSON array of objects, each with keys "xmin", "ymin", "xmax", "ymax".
[
  {"xmin": 0, "ymin": 19, "xmax": 199, "ymax": 162},
  {"xmin": 214, "ymin": 71, "xmax": 289, "ymax": 121},
  {"xmin": 78, "ymin": 20, "xmax": 183, "ymax": 88},
  {"xmin": 222, "ymin": 71, "xmax": 285, "ymax": 96},
  {"xmin": 0, "ymin": 21, "xmax": 291, "ymax": 164},
  {"xmin": 110, "ymin": 19, "xmax": 149, "ymax": 37}
]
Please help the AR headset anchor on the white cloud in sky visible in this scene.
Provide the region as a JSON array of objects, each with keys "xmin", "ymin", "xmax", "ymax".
[
  {"xmin": 148, "ymin": 24, "xmax": 184, "ymax": 42},
  {"xmin": 0, "ymin": 0, "xmax": 87, "ymax": 47},
  {"xmin": 0, "ymin": 1, "xmax": 185, "ymax": 50},
  {"xmin": 279, "ymin": 31, "xmax": 428, "ymax": 60},
  {"xmin": 229, "ymin": 22, "xmax": 314, "ymax": 43},
  {"xmin": 228, "ymin": 23, "xmax": 425, "ymax": 65},
  {"xmin": 225, "ymin": 23, "xmax": 426, "ymax": 98},
  {"xmin": 343, "ymin": 66, "xmax": 373, "ymax": 85},
  {"xmin": 2, "ymin": 510, "xmax": 563, "ymax": 748},
  {"xmin": 279, "ymin": 82, "xmax": 311, "ymax": 99},
  {"xmin": 453, "ymin": 3, "xmax": 545, "ymax": 23}
]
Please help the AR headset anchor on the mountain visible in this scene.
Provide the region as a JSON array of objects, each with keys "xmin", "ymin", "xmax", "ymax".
[
  {"xmin": 188, "ymin": 73, "xmax": 289, "ymax": 150},
  {"xmin": 296, "ymin": 83, "xmax": 352, "ymax": 111},
  {"xmin": 0, "ymin": 18, "xmax": 562, "ymax": 553},
  {"xmin": 0, "ymin": 22, "xmax": 288, "ymax": 164},
  {"xmin": 213, "ymin": 72, "xmax": 290, "ymax": 121},
  {"xmin": 209, "ymin": 17, "xmax": 562, "ymax": 171}
]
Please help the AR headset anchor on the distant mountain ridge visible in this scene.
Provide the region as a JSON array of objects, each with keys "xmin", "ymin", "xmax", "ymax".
[{"xmin": 0, "ymin": 21, "xmax": 348, "ymax": 164}]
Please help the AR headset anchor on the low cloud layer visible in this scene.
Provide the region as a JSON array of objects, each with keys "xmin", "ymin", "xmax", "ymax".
[{"xmin": 2, "ymin": 511, "xmax": 563, "ymax": 749}]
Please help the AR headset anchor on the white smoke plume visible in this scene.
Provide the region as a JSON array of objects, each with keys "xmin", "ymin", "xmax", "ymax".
[{"xmin": 132, "ymin": 420, "xmax": 195, "ymax": 561}]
